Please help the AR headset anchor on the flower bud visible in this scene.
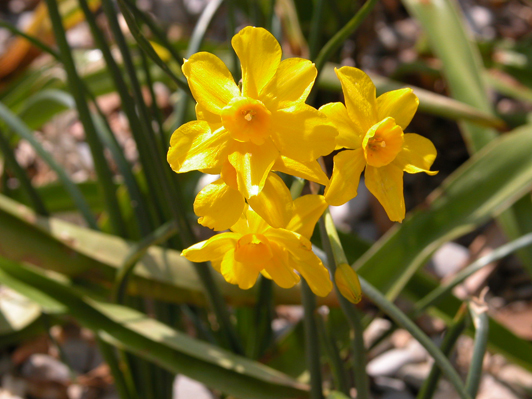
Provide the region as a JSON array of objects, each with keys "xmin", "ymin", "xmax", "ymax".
[{"xmin": 335, "ymin": 263, "xmax": 362, "ymax": 304}]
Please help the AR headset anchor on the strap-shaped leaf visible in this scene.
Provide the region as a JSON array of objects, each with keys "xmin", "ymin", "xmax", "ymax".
[{"xmin": 0, "ymin": 257, "xmax": 309, "ymax": 399}]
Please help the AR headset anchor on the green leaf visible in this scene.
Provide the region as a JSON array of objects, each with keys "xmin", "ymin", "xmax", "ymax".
[
  {"xmin": 0, "ymin": 193, "xmax": 310, "ymax": 306},
  {"xmin": 9, "ymin": 181, "xmax": 104, "ymax": 213},
  {"xmin": 0, "ymin": 257, "xmax": 310, "ymax": 399},
  {"xmin": 17, "ymin": 89, "xmax": 75, "ymax": 130},
  {"xmin": 401, "ymin": 0, "xmax": 532, "ymax": 273},
  {"xmin": 327, "ymin": 392, "xmax": 351, "ymax": 399},
  {"xmin": 401, "ymin": 0, "xmax": 496, "ymax": 151},
  {"xmin": 0, "ymin": 287, "xmax": 43, "ymax": 347}
]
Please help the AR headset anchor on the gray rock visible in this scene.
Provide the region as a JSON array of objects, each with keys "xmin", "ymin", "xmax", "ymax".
[
  {"xmin": 173, "ymin": 375, "xmax": 212, "ymax": 399},
  {"xmin": 367, "ymin": 340, "xmax": 427, "ymax": 377},
  {"xmin": 429, "ymin": 242, "xmax": 469, "ymax": 278},
  {"xmin": 432, "ymin": 380, "xmax": 461, "ymax": 399},
  {"xmin": 477, "ymin": 374, "xmax": 520, "ymax": 399},
  {"xmin": 364, "ymin": 318, "xmax": 392, "ymax": 348},
  {"xmin": 498, "ymin": 364, "xmax": 532, "ymax": 392},
  {"xmin": 61, "ymin": 338, "xmax": 102, "ymax": 374},
  {"xmin": 20, "ymin": 354, "xmax": 70, "ymax": 383},
  {"xmin": 397, "ymin": 362, "xmax": 432, "ymax": 389},
  {"xmin": 1, "ymin": 374, "xmax": 27, "ymax": 397},
  {"xmin": 374, "ymin": 376, "xmax": 407, "ymax": 392},
  {"xmin": 0, "ymin": 389, "xmax": 24, "ymax": 399},
  {"xmin": 380, "ymin": 390, "xmax": 415, "ymax": 399}
]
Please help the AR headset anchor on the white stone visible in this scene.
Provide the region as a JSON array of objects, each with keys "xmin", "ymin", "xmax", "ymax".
[
  {"xmin": 173, "ymin": 375, "xmax": 212, "ymax": 399},
  {"xmin": 430, "ymin": 242, "xmax": 470, "ymax": 278}
]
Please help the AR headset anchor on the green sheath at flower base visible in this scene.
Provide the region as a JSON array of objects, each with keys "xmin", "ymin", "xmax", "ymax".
[{"xmin": 335, "ymin": 263, "xmax": 362, "ymax": 304}]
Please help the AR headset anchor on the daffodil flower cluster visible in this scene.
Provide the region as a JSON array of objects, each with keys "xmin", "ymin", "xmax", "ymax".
[{"xmin": 168, "ymin": 26, "xmax": 437, "ymax": 296}]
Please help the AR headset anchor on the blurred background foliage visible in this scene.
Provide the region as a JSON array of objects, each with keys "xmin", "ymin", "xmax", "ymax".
[{"xmin": 0, "ymin": 0, "xmax": 531, "ymax": 398}]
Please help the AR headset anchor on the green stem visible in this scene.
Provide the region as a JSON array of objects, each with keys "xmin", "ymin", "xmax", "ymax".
[
  {"xmin": 86, "ymin": 88, "xmax": 153, "ymax": 236},
  {"xmin": 316, "ymin": 313, "xmax": 350, "ymax": 396},
  {"xmin": 226, "ymin": 0, "xmax": 240, "ymax": 81},
  {"xmin": 290, "ymin": 177, "xmax": 306, "ymax": 199},
  {"xmin": 187, "ymin": 0, "xmax": 224, "ymax": 57},
  {"xmin": 319, "ymin": 210, "xmax": 370, "ymax": 399},
  {"xmin": 301, "ymin": 280, "xmax": 325, "ymax": 399},
  {"xmin": 78, "ymin": 0, "xmax": 161, "ymax": 232},
  {"xmin": 249, "ymin": 277, "xmax": 274, "ymax": 359},
  {"xmin": 122, "ymin": 0, "xmax": 184, "ymax": 66},
  {"xmin": 417, "ymin": 306, "xmax": 467, "ymax": 399},
  {"xmin": 97, "ymin": 336, "xmax": 139, "ymax": 399},
  {"xmin": 0, "ymin": 102, "xmax": 98, "ymax": 229},
  {"xmin": 0, "ymin": 20, "xmax": 60, "ymax": 59},
  {"xmin": 466, "ymin": 302, "xmax": 489, "ymax": 398},
  {"xmin": 139, "ymin": 51, "xmax": 166, "ymax": 153},
  {"xmin": 115, "ymin": 0, "xmax": 190, "ymax": 93},
  {"xmin": 308, "ymin": 0, "xmax": 326, "ymax": 61},
  {"xmin": 44, "ymin": 0, "xmax": 127, "ymax": 237},
  {"xmin": 0, "ymin": 127, "xmax": 48, "ymax": 215},
  {"xmin": 311, "ymin": 0, "xmax": 378, "ymax": 101}
]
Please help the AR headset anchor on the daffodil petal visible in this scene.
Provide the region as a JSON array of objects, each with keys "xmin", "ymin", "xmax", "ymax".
[
  {"xmin": 273, "ymin": 156, "xmax": 329, "ymax": 186},
  {"xmin": 260, "ymin": 58, "xmax": 316, "ymax": 110},
  {"xmin": 220, "ymin": 249, "xmax": 260, "ymax": 289},
  {"xmin": 181, "ymin": 232, "xmax": 241, "ymax": 262},
  {"xmin": 287, "ymin": 194, "xmax": 328, "ymax": 239},
  {"xmin": 324, "ymin": 148, "xmax": 366, "ymax": 206},
  {"xmin": 393, "ymin": 133, "xmax": 438, "ymax": 176},
  {"xmin": 232, "ymin": 26, "xmax": 281, "ymax": 99},
  {"xmin": 261, "ymin": 270, "xmax": 273, "ymax": 279},
  {"xmin": 228, "ymin": 139, "xmax": 279, "ymax": 198},
  {"xmin": 229, "ymin": 207, "xmax": 250, "ymax": 235},
  {"xmin": 168, "ymin": 121, "xmax": 230, "ymax": 173},
  {"xmin": 335, "ymin": 67, "xmax": 378, "ymax": 132},
  {"xmin": 182, "ymin": 52, "xmax": 239, "ymax": 114},
  {"xmin": 244, "ymin": 208, "xmax": 270, "ymax": 234},
  {"xmin": 365, "ymin": 164, "xmax": 405, "ymax": 222},
  {"xmin": 196, "ymin": 103, "xmax": 222, "ymax": 130},
  {"xmin": 247, "ymin": 173, "xmax": 294, "ymax": 229},
  {"xmin": 294, "ymin": 255, "xmax": 332, "ymax": 297},
  {"xmin": 270, "ymin": 104, "xmax": 337, "ymax": 163},
  {"xmin": 266, "ymin": 229, "xmax": 332, "ymax": 297},
  {"xmin": 194, "ymin": 179, "xmax": 245, "ymax": 231},
  {"xmin": 263, "ymin": 242, "xmax": 300, "ymax": 289},
  {"xmin": 376, "ymin": 88, "xmax": 419, "ymax": 130},
  {"xmin": 319, "ymin": 102, "xmax": 364, "ymax": 150}
]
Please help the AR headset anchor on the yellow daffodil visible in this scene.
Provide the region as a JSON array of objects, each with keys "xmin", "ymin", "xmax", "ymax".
[
  {"xmin": 182, "ymin": 195, "xmax": 333, "ymax": 297},
  {"xmin": 167, "ymin": 26, "xmax": 336, "ymax": 203},
  {"xmin": 321, "ymin": 67, "xmax": 438, "ymax": 222},
  {"xmin": 194, "ymin": 162, "xmax": 294, "ymax": 231}
]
